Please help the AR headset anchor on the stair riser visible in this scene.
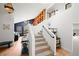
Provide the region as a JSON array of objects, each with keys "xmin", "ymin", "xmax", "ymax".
[
  {"xmin": 35, "ymin": 38, "xmax": 44, "ymax": 39},
  {"xmin": 35, "ymin": 32, "xmax": 53, "ymax": 56},
  {"xmin": 35, "ymin": 39, "xmax": 45, "ymax": 42},
  {"xmin": 36, "ymin": 41, "xmax": 46, "ymax": 44},
  {"xmin": 35, "ymin": 46, "xmax": 49, "ymax": 51},
  {"xmin": 35, "ymin": 36, "xmax": 43, "ymax": 38}
]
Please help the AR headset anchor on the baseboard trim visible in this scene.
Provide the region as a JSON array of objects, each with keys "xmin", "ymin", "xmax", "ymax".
[{"xmin": 61, "ymin": 46, "xmax": 72, "ymax": 55}]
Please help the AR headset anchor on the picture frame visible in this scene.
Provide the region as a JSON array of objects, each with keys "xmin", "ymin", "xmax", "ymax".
[
  {"xmin": 65, "ymin": 3, "xmax": 72, "ymax": 10},
  {"xmin": 3, "ymin": 24, "xmax": 10, "ymax": 30}
]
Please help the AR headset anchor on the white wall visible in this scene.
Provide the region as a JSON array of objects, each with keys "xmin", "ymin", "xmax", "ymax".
[
  {"xmin": 0, "ymin": 4, "xmax": 14, "ymax": 42},
  {"xmin": 33, "ymin": 19, "xmax": 49, "ymax": 35},
  {"xmin": 34, "ymin": 3, "xmax": 79, "ymax": 56},
  {"xmin": 49, "ymin": 10, "xmax": 73, "ymax": 53},
  {"xmin": 33, "ymin": 4, "xmax": 79, "ymax": 54},
  {"xmin": 33, "ymin": 3, "xmax": 65, "ymax": 35},
  {"xmin": 48, "ymin": 3, "xmax": 79, "ymax": 53}
]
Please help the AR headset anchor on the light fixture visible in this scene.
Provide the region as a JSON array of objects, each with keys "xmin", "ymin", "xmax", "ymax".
[{"xmin": 4, "ymin": 3, "xmax": 14, "ymax": 14}]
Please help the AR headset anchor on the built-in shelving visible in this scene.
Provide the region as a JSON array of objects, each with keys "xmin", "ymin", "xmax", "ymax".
[{"xmin": 32, "ymin": 9, "xmax": 46, "ymax": 25}]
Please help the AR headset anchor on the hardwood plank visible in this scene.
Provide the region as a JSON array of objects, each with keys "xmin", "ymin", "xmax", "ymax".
[
  {"xmin": 0, "ymin": 37, "xmax": 28, "ymax": 56},
  {"xmin": 56, "ymin": 48, "xmax": 71, "ymax": 56}
]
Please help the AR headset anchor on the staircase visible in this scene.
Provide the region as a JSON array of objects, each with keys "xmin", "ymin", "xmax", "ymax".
[{"xmin": 35, "ymin": 32, "xmax": 54, "ymax": 56}]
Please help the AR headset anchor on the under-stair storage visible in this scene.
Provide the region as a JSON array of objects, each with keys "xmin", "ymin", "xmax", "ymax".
[{"xmin": 48, "ymin": 28, "xmax": 61, "ymax": 48}]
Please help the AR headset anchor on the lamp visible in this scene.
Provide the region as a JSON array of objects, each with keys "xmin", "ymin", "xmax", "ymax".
[{"xmin": 4, "ymin": 3, "xmax": 14, "ymax": 14}]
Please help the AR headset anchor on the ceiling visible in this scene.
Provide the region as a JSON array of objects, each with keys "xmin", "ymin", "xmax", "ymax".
[{"xmin": 12, "ymin": 3, "xmax": 52, "ymax": 23}]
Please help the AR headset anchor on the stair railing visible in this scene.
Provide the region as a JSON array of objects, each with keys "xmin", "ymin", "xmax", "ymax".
[
  {"xmin": 42, "ymin": 25, "xmax": 56, "ymax": 56},
  {"xmin": 27, "ymin": 23, "xmax": 35, "ymax": 56}
]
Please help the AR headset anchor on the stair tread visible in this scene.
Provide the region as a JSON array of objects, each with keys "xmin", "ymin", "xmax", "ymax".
[
  {"xmin": 35, "ymin": 38, "xmax": 44, "ymax": 40},
  {"xmin": 35, "ymin": 39, "xmax": 45, "ymax": 42},
  {"xmin": 36, "ymin": 50, "xmax": 53, "ymax": 56},
  {"xmin": 35, "ymin": 42, "xmax": 47, "ymax": 47},
  {"xmin": 35, "ymin": 32, "xmax": 53, "ymax": 56},
  {"xmin": 35, "ymin": 45, "xmax": 49, "ymax": 51},
  {"xmin": 35, "ymin": 41, "xmax": 46, "ymax": 45},
  {"xmin": 35, "ymin": 47, "xmax": 50, "ymax": 54},
  {"xmin": 35, "ymin": 35, "xmax": 43, "ymax": 38},
  {"xmin": 35, "ymin": 37, "xmax": 43, "ymax": 39}
]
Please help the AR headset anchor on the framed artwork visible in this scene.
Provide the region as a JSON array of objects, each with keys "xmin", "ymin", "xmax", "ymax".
[
  {"xmin": 65, "ymin": 3, "xmax": 72, "ymax": 10},
  {"xmin": 3, "ymin": 24, "xmax": 10, "ymax": 30}
]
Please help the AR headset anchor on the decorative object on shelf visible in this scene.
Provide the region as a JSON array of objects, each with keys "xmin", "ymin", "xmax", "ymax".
[
  {"xmin": 32, "ymin": 9, "xmax": 46, "ymax": 25},
  {"xmin": 47, "ymin": 9, "xmax": 58, "ymax": 19},
  {"xmin": 65, "ymin": 3, "xmax": 72, "ymax": 10},
  {"xmin": 4, "ymin": 3, "xmax": 14, "ymax": 14}
]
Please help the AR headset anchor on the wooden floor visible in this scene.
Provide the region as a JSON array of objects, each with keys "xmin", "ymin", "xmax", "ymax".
[
  {"xmin": 0, "ymin": 37, "xmax": 71, "ymax": 56},
  {"xmin": 0, "ymin": 37, "xmax": 28, "ymax": 56},
  {"xmin": 56, "ymin": 48, "xmax": 71, "ymax": 56}
]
